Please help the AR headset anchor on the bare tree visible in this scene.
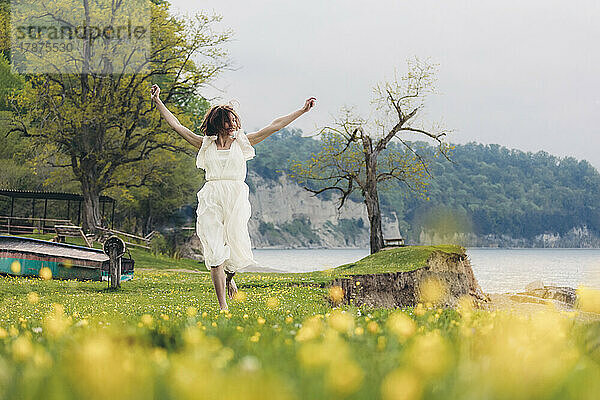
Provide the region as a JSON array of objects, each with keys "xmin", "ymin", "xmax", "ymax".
[{"xmin": 290, "ymin": 58, "xmax": 452, "ymax": 253}]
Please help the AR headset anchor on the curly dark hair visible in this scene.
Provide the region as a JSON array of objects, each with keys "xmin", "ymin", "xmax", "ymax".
[{"xmin": 199, "ymin": 105, "xmax": 242, "ymax": 137}]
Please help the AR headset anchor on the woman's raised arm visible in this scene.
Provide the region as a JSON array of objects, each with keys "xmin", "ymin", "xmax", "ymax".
[
  {"xmin": 246, "ymin": 97, "xmax": 316, "ymax": 146},
  {"xmin": 151, "ymin": 84, "xmax": 203, "ymax": 149}
]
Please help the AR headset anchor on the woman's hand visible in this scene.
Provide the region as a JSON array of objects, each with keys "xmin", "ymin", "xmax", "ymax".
[
  {"xmin": 150, "ymin": 84, "xmax": 161, "ymax": 103},
  {"xmin": 301, "ymin": 97, "xmax": 316, "ymax": 113}
]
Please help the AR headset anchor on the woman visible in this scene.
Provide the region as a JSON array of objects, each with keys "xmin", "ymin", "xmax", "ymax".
[{"xmin": 151, "ymin": 84, "xmax": 316, "ymax": 311}]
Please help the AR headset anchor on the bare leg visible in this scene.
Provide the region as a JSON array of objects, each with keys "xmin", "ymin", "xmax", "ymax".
[
  {"xmin": 210, "ymin": 263, "xmax": 228, "ymax": 311},
  {"xmin": 227, "ymin": 274, "xmax": 238, "ymax": 299}
]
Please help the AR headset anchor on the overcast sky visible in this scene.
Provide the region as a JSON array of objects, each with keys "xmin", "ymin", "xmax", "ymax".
[{"xmin": 168, "ymin": 0, "xmax": 600, "ymax": 170}]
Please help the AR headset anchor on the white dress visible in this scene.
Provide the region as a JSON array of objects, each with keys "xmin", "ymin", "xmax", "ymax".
[{"xmin": 195, "ymin": 129, "xmax": 260, "ymax": 273}]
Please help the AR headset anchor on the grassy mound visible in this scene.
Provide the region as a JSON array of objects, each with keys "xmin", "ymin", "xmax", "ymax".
[{"xmin": 332, "ymin": 244, "xmax": 465, "ymax": 275}]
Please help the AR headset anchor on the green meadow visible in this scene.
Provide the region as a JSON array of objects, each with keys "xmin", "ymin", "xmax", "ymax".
[{"xmin": 1, "ymin": 236, "xmax": 599, "ymax": 400}]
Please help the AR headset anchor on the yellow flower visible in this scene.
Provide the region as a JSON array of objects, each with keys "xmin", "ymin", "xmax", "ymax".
[
  {"xmin": 405, "ymin": 330, "xmax": 451, "ymax": 378},
  {"xmin": 418, "ymin": 276, "xmax": 447, "ymax": 304},
  {"xmin": 141, "ymin": 314, "xmax": 153, "ymax": 326},
  {"xmin": 257, "ymin": 317, "xmax": 266, "ymax": 325},
  {"xmin": 12, "ymin": 336, "xmax": 33, "ymax": 361},
  {"xmin": 27, "ymin": 292, "xmax": 39, "ymax": 304},
  {"xmin": 381, "ymin": 369, "xmax": 422, "ymax": 400},
  {"xmin": 39, "ymin": 267, "xmax": 52, "ymax": 280},
  {"xmin": 414, "ymin": 303, "xmax": 426, "ymax": 316},
  {"xmin": 266, "ymin": 297, "xmax": 280, "ymax": 309},
  {"xmin": 326, "ymin": 359, "xmax": 364, "ymax": 396},
  {"xmin": 186, "ymin": 307, "xmax": 198, "ymax": 318},
  {"xmin": 367, "ymin": 321, "xmax": 379, "ymax": 334},
  {"xmin": 328, "ymin": 309, "xmax": 354, "ymax": 334},
  {"xmin": 328, "ymin": 286, "xmax": 344, "ymax": 305},
  {"xmin": 10, "ymin": 260, "xmax": 21, "ymax": 274},
  {"xmin": 234, "ymin": 290, "xmax": 247, "ymax": 302},
  {"xmin": 576, "ymin": 285, "xmax": 600, "ymax": 313},
  {"xmin": 249, "ymin": 332, "xmax": 260, "ymax": 342},
  {"xmin": 295, "ymin": 315, "xmax": 323, "ymax": 342},
  {"xmin": 386, "ymin": 311, "xmax": 416, "ymax": 341},
  {"xmin": 43, "ymin": 303, "xmax": 71, "ymax": 338}
]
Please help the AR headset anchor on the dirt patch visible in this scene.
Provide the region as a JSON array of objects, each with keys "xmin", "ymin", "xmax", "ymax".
[{"xmin": 331, "ymin": 250, "xmax": 489, "ymax": 308}]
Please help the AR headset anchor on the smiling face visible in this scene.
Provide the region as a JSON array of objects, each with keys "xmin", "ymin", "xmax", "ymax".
[
  {"xmin": 200, "ymin": 105, "xmax": 242, "ymax": 138},
  {"xmin": 223, "ymin": 112, "xmax": 238, "ymax": 134}
]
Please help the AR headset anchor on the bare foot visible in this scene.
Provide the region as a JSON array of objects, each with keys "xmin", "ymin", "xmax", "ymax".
[{"xmin": 227, "ymin": 276, "xmax": 238, "ymax": 299}]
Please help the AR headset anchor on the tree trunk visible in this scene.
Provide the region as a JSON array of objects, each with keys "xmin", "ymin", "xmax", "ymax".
[
  {"xmin": 364, "ymin": 183, "xmax": 384, "ymax": 254},
  {"xmin": 81, "ymin": 177, "xmax": 102, "ymax": 233},
  {"xmin": 364, "ymin": 150, "xmax": 384, "ymax": 254},
  {"xmin": 143, "ymin": 203, "xmax": 153, "ymax": 237}
]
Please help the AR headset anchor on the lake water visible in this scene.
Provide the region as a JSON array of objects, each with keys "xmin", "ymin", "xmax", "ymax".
[{"xmin": 251, "ymin": 248, "xmax": 600, "ymax": 293}]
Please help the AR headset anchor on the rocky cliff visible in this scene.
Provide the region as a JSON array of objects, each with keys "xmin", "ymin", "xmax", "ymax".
[{"xmin": 246, "ymin": 171, "xmax": 401, "ymax": 249}]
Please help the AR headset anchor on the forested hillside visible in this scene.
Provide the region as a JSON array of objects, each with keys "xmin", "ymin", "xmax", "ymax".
[
  {"xmin": 1, "ymin": 124, "xmax": 598, "ymax": 246},
  {"xmin": 245, "ymin": 129, "xmax": 600, "ymax": 245}
]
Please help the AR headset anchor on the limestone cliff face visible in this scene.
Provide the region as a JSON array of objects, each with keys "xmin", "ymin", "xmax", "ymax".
[{"xmin": 246, "ymin": 171, "xmax": 401, "ymax": 249}]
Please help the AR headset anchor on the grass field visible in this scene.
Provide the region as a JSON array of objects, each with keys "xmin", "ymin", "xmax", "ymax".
[{"xmin": 1, "ymin": 235, "xmax": 599, "ymax": 399}]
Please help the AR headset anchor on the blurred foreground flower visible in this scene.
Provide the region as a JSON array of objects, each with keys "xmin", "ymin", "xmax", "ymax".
[
  {"xmin": 326, "ymin": 358, "xmax": 364, "ymax": 396},
  {"xmin": 381, "ymin": 369, "xmax": 422, "ymax": 400},
  {"xmin": 386, "ymin": 311, "xmax": 416, "ymax": 341},
  {"xmin": 12, "ymin": 335, "xmax": 33, "ymax": 361},
  {"xmin": 576, "ymin": 285, "xmax": 600, "ymax": 313},
  {"xmin": 405, "ymin": 330, "xmax": 451, "ymax": 378},
  {"xmin": 295, "ymin": 315, "xmax": 324, "ymax": 342},
  {"xmin": 10, "ymin": 260, "xmax": 21, "ymax": 274},
  {"xmin": 39, "ymin": 266, "xmax": 52, "ymax": 280},
  {"xmin": 266, "ymin": 297, "xmax": 280, "ymax": 309},
  {"xmin": 27, "ymin": 291, "xmax": 39, "ymax": 304},
  {"xmin": 328, "ymin": 309, "xmax": 354, "ymax": 334},
  {"xmin": 458, "ymin": 309, "xmax": 580, "ymax": 399},
  {"xmin": 418, "ymin": 276, "xmax": 447, "ymax": 305},
  {"xmin": 234, "ymin": 290, "xmax": 247, "ymax": 302},
  {"xmin": 43, "ymin": 303, "xmax": 71, "ymax": 338},
  {"xmin": 328, "ymin": 285, "xmax": 344, "ymax": 306}
]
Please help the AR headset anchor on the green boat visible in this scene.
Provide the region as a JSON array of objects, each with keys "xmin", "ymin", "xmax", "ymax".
[{"xmin": 0, "ymin": 235, "xmax": 133, "ymax": 281}]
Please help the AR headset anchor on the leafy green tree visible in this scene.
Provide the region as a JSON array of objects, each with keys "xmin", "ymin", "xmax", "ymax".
[{"xmin": 5, "ymin": 1, "xmax": 232, "ymax": 233}]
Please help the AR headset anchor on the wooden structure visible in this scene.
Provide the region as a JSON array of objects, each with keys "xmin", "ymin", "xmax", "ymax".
[
  {"xmin": 95, "ymin": 226, "xmax": 156, "ymax": 250},
  {"xmin": 0, "ymin": 235, "xmax": 134, "ymax": 282},
  {"xmin": 383, "ymin": 237, "xmax": 406, "ymax": 248},
  {"xmin": 53, "ymin": 224, "xmax": 95, "ymax": 247},
  {"xmin": 0, "ymin": 216, "xmax": 72, "ymax": 235},
  {"xmin": 103, "ymin": 236, "xmax": 126, "ymax": 289},
  {"xmin": 0, "ymin": 189, "xmax": 115, "ymax": 234}
]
